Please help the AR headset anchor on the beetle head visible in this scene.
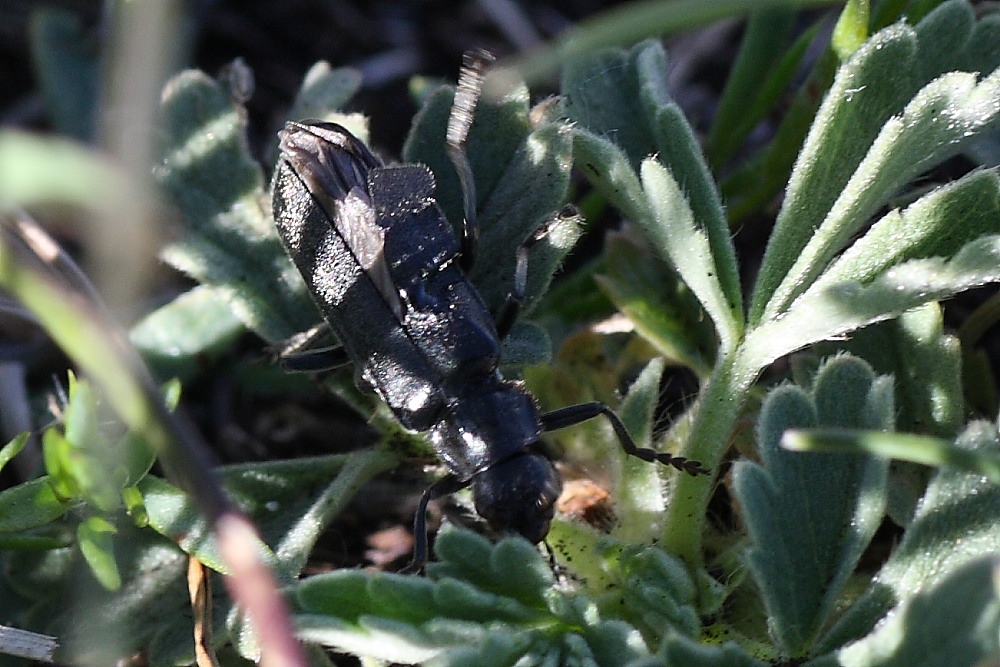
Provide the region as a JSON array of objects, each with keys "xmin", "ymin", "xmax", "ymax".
[{"xmin": 470, "ymin": 453, "xmax": 562, "ymax": 544}]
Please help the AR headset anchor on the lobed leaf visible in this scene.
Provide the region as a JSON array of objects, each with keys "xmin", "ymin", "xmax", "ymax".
[
  {"xmin": 743, "ymin": 232, "xmax": 1000, "ymax": 371},
  {"xmin": 595, "ymin": 542, "xmax": 700, "ymax": 647},
  {"xmin": 751, "ymin": 2, "xmax": 1000, "ymax": 324},
  {"xmin": 661, "ymin": 634, "xmax": 769, "ymax": 667},
  {"xmin": 426, "ymin": 526, "xmax": 553, "ymax": 610},
  {"xmin": 597, "ymin": 230, "xmax": 714, "ymax": 376},
  {"xmin": 827, "ymin": 304, "xmax": 962, "ymax": 524},
  {"xmin": 640, "ymin": 158, "xmax": 741, "ymax": 350},
  {"xmin": 129, "ymin": 284, "xmax": 246, "ymax": 383},
  {"xmin": 156, "ymin": 69, "xmax": 317, "ymax": 343},
  {"xmin": 0, "ymin": 477, "xmax": 67, "ymax": 532},
  {"xmin": 825, "ymin": 558, "xmax": 1000, "ymax": 667},
  {"xmin": 562, "ymin": 39, "xmax": 742, "ymax": 348},
  {"xmin": 283, "ymin": 61, "xmax": 362, "ymax": 126},
  {"xmin": 817, "ymin": 418, "xmax": 1000, "ymax": 653},
  {"xmin": 28, "ymin": 9, "xmax": 99, "ymax": 141},
  {"xmin": 733, "ymin": 356, "xmax": 891, "ymax": 656},
  {"xmin": 292, "ymin": 525, "xmax": 668, "ymax": 665}
]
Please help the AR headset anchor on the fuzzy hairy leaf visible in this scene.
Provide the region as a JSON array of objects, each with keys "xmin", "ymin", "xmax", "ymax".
[
  {"xmin": 661, "ymin": 634, "xmax": 768, "ymax": 667},
  {"xmin": 817, "ymin": 558, "xmax": 1000, "ymax": 667},
  {"xmin": 838, "ymin": 303, "xmax": 963, "ymax": 438},
  {"xmin": 639, "ymin": 158, "xmax": 741, "ymax": 349},
  {"xmin": 29, "ymin": 9, "xmax": 98, "ymax": 141},
  {"xmin": 562, "ymin": 40, "xmax": 742, "ymax": 348},
  {"xmin": 733, "ymin": 356, "xmax": 891, "ymax": 656},
  {"xmin": 284, "ymin": 61, "xmax": 362, "ymax": 126},
  {"xmin": 830, "ymin": 304, "xmax": 962, "ymax": 524},
  {"xmin": 156, "ymin": 69, "xmax": 317, "ymax": 343},
  {"xmin": 611, "ymin": 358, "xmax": 669, "ymax": 544},
  {"xmin": 817, "ymin": 419, "xmax": 1000, "ymax": 654},
  {"xmin": 743, "ymin": 229, "xmax": 1000, "ymax": 370},
  {"xmin": 594, "ymin": 542, "xmax": 700, "ymax": 647},
  {"xmin": 293, "ymin": 526, "xmax": 655, "ymax": 665},
  {"xmin": 141, "ymin": 450, "xmax": 394, "ymax": 579},
  {"xmin": 752, "ymin": 4, "xmax": 1000, "ymax": 324},
  {"xmin": 129, "ymin": 284, "xmax": 246, "ymax": 382},
  {"xmin": 598, "ymin": 231, "xmax": 714, "ymax": 375}
]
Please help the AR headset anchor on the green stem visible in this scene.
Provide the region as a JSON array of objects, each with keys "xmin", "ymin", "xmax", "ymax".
[{"xmin": 660, "ymin": 348, "xmax": 758, "ymax": 571}]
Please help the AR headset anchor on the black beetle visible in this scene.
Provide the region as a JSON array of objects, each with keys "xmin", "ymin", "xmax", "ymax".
[{"xmin": 271, "ymin": 52, "xmax": 707, "ymax": 570}]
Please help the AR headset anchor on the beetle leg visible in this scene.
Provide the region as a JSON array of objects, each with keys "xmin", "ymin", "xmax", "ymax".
[
  {"xmin": 271, "ymin": 321, "xmax": 332, "ymax": 356},
  {"xmin": 540, "ymin": 401, "xmax": 710, "ymax": 476},
  {"xmin": 400, "ymin": 474, "xmax": 471, "ymax": 573},
  {"xmin": 279, "ymin": 345, "xmax": 351, "ymax": 373},
  {"xmin": 494, "ymin": 221, "xmax": 552, "ymax": 340}
]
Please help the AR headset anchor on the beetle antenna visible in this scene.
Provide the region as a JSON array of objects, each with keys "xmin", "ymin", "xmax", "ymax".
[{"xmin": 448, "ymin": 50, "xmax": 495, "ymax": 271}]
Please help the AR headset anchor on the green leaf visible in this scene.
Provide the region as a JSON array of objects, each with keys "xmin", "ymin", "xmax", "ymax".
[
  {"xmin": 817, "ymin": 419, "xmax": 1000, "ymax": 653},
  {"xmin": 28, "ymin": 9, "xmax": 99, "ymax": 141},
  {"xmin": 265, "ymin": 61, "xmax": 363, "ymax": 165},
  {"xmin": 0, "ymin": 477, "xmax": 67, "ymax": 532},
  {"xmin": 639, "ymin": 158, "xmax": 741, "ymax": 349},
  {"xmin": 743, "ymin": 233, "xmax": 1000, "ymax": 371},
  {"xmin": 597, "ymin": 230, "xmax": 714, "ymax": 375},
  {"xmin": 593, "ymin": 541, "xmax": 701, "ymax": 647},
  {"xmin": 130, "ymin": 284, "xmax": 246, "ymax": 383},
  {"xmin": 750, "ymin": 23, "xmax": 917, "ymax": 322},
  {"xmin": 426, "ymin": 526, "xmax": 553, "ymax": 610},
  {"xmin": 505, "ymin": 0, "xmax": 843, "ymax": 85},
  {"xmin": 661, "ymin": 634, "xmax": 769, "ymax": 667},
  {"xmin": 156, "ymin": 68, "xmax": 316, "ymax": 343},
  {"xmin": 751, "ymin": 8, "xmax": 1000, "ymax": 324},
  {"xmin": 830, "ymin": 557, "xmax": 1000, "ymax": 667},
  {"xmin": 783, "ymin": 429, "xmax": 1000, "ymax": 483},
  {"xmin": 403, "ymin": 77, "xmax": 577, "ymax": 319},
  {"xmin": 140, "ymin": 449, "xmax": 395, "ymax": 578},
  {"xmin": 707, "ymin": 9, "xmax": 807, "ymax": 167},
  {"xmin": 498, "ymin": 321, "xmax": 551, "ymax": 369},
  {"xmin": 46, "ymin": 521, "xmax": 219, "ymax": 666},
  {"xmin": 828, "ymin": 303, "xmax": 962, "ymax": 524},
  {"xmin": 837, "ymin": 303, "xmax": 963, "ymax": 437},
  {"xmin": 0, "ymin": 432, "xmax": 29, "ymax": 474},
  {"xmin": 42, "ymin": 428, "xmax": 81, "ymax": 501},
  {"xmin": 77, "ymin": 515, "xmax": 121, "ymax": 591},
  {"xmin": 571, "ymin": 129, "xmax": 649, "ymax": 226},
  {"xmin": 816, "ymin": 170, "xmax": 1000, "ymax": 293},
  {"xmin": 610, "ymin": 358, "xmax": 668, "ymax": 544},
  {"xmin": 293, "ymin": 525, "xmax": 654, "ymax": 664},
  {"xmin": 0, "ymin": 130, "xmax": 134, "ymax": 211},
  {"xmin": 733, "ymin": 355, "xmax": 891, "ymax": 656},
  {"xmin": 284, "ymin": 61, "xmax": 362, "ymax": 124},
  {"xmin": 719, "ymin": 45, "xmax": 838, "ymax": 223},
  {"xmin": 832, "ymin": 0, "xmax": 870, "ymax": 60},
  {"xmin": 40, "ymin": 375, "xmax": 139, "ymax": 514},
  {"xmin": 562, "ymin": 40, "xmax": 742, "ymax": 348}
]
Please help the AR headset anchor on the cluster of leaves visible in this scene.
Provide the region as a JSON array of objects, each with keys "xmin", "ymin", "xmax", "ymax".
[{"xmin": 2, "ymin": 0, "xmax": 1000, "ymax": 665}]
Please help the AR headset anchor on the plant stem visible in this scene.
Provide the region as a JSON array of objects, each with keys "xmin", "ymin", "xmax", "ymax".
[{"xmin": 660, "ymin": 348, "xmax": 757, "ymax": 575}]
